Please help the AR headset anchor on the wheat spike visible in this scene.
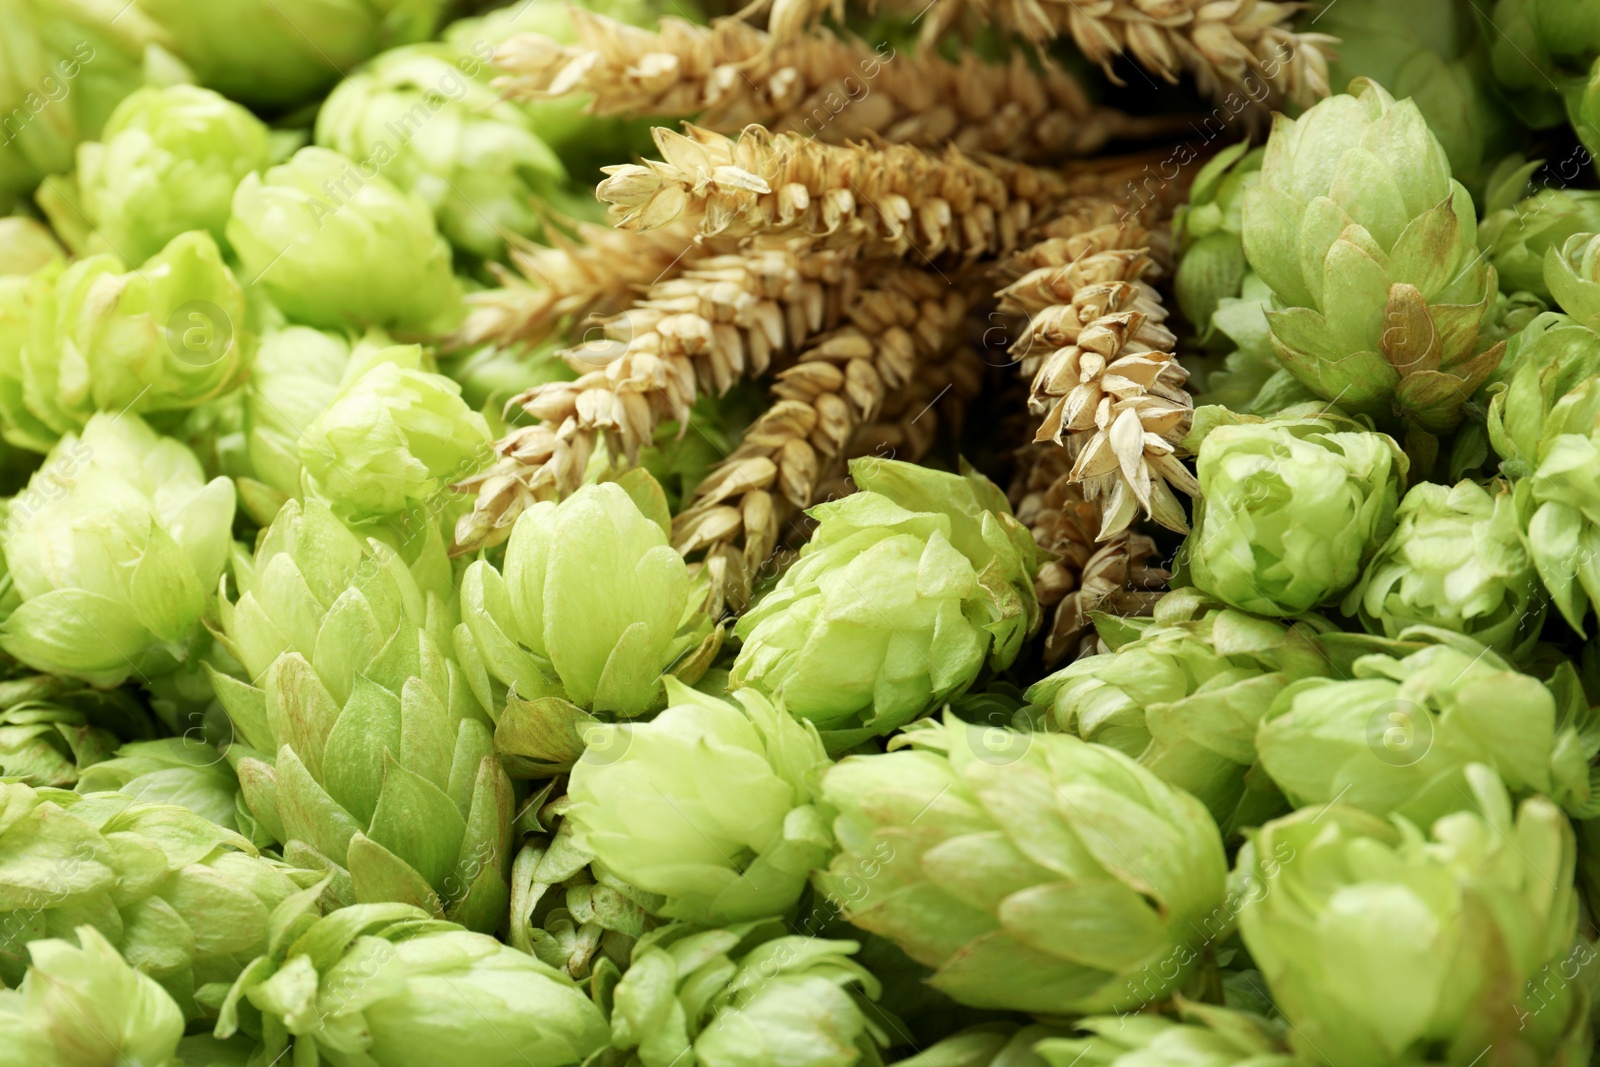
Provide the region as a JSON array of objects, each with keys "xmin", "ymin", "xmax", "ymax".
[
  {"xmin": 1010, "ymin": 444, "xmax": 1168, "ymax": 663},
  {"xmin": 454, "ymin": 242, "xmax": 858, "ymax": 551},
  {"xmin": 727, "ymin": 0, "xmax": 1332, "ymax": 110},
  {"xmin": 672, "ymin": 266, "xmax": 971, "ymax": 613},
  {"xmin": 598, "ymin": 124, "xmax": 1072, "ymax": 263},
  {"xmin": 450, "ymin": 221, "xmax": 698, "ymax": 351},
  {"xmin": 997, "ymin": 191, "xmax": 1198, "ymax": 540},
  {"xmin": 492, "ymin": 12, "xmax": 1154, "ymax": 163}
]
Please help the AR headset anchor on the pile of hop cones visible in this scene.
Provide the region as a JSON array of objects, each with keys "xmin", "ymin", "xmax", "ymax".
[{"xmin": 453, "ymin": 0, "xmax": 1334, "ymax": 652}]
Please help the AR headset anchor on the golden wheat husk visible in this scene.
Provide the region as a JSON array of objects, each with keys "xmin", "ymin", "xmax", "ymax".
[
  {"xmin": 733, "ymin": 0, "xmax": 1332, "ymax": 110},
  {"xmin": 671, "ymin": 266, "xmax": 973, "ymax": 612},
  {"xmin": 492, "ymin": 12, "xmax": 1156, "ymax": 163},
  {"xmin": 598, "ymin": 124, "xmax": 1073, "ymax": 263},
  {"xmin": 996, "ymin": 187, "xmax": 1199, "ymax": 541},
  {"xmin": 454, "ymin": 242, "xmax": 859, "ymax": 551}
]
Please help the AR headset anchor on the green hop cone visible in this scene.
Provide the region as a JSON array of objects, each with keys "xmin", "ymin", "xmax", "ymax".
[
  {"xmin": 8, "ymin": 230, "xmax": 249, "ymax": 450},
  {"xmin": 1480, "ymin": 163, "xmax": 1600, "ymax": 302},
  {"xmin": 1172, "ymin": 142, "xmax": 1262, "ymax": 340},
  {"xmin": 1256, "ymin": 636, "xmax": 1600, "ymax": 824},
  {"xmin": 1026, "ymin": 589, "xmax": 1333, "ymax": 834},
  {"xmin": 0, "ymin": 926, "xmax": 184, "ymax": 1067},
  {"xmin": 1242, "ymin": 80, "xmax": 1503, "ymax": 436},
  {"xmin": 214, "ymin": 499, "xmax": 512, "ymax": 927},
  {"xmin": 39, "ymin": 84, "xmax": 270, "ymax": 264},
  {"xmin": 0, "ymin": 0, "xmax": 164, "ymax": 211},
  {"xmin": 1545, "ymin": 231, "xmax": 1600, "ymax": 332},
  {"xmin": 216, "ymin": 896, "xmax": 608, "ymax": 1067},
  {"xmin": 227, "ymin": 146, "xmax": 460, "ymax": 332},
  {"xmin": 315, "ymin": 42, "xmax": 566, "ymax": 261},
  {"xmin": 1237, "ymin": 766, "xmax": 1591, "ymax": 1066},
  {"xmin": 133, "ymin": 0, "xmax": 445, "ymax": 107},
  {"xmin": 817, "ymin": 714, "xmax": 1229, "ymax": 1014},
  {"xmin": 1181, "ymin": 407, "xmax": 1406, "ymax": 616},
  {"xmin": 213, "ymin": 500, "xmax": 515, "ymax": 931},
  {"xmin": 609, "ymin": 921, "xmax": 887, "ymax": 1067},
  {"xmin": 565, "ymin": 680, "xmax": 833, "ymax": 924},
  {"xmin": 1487, "ymin": 341, "xmax": 1600, "ymax": 630},
  {"xmin": 1313, "ymin": 0, "xmax": 1513, "ymax": 197},
  {"xmin": 230, "ymin": 324, "xmax": 396, "ymax": 525},
  {"xmin": 1035, "ymin": 1002, "xmax": 1296, "ymax": 1067},
  {"xmin": 732, "ymin": 457, "xmax": 1045, "ymax": 750},
  {"xmin": 1485, "ymin": 312, "xmax": 1600, "ymax": 476},
  {"xmin": 0, "ymin": 673, "xmax": 153, "ymax": 787},
  {"xmin": 1343, "ymin": 479, "xmax": 1544, "ymax": 655},
  {"xmin": 0, "ymin": 781, "xmax": 314, "ymax": 1017},
  {"xmin": 0, "ymin": 413, "xmax": 234, "ymax": 686},
  {"xmin": 298, "ymin": 343, "xmax": 492, "ymax": 526},
  {"xmin": 459, "ymin": 477, "xmax": 709, "ymax": 721}
]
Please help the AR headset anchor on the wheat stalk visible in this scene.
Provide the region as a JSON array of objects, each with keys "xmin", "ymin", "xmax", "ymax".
[
  {"xmin": 597, "ymin": 124, "xmax": 1072, "ymax": 263},
  {"xmin": 670, "ymin": 265, "xmax": 972, "ymax": 612},
  {"xmin": 492, "ymin": 12, "xmax": 1155, "ymax": 163},
  {"xmin": 454, "ymin": 242, "xmax": 859, "ymax": 550}
]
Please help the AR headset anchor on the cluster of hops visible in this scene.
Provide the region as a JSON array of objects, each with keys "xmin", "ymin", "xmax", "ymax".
[{"xmin": 12, "ymin": 0, "xmax": 1600, "ymax": 1066}]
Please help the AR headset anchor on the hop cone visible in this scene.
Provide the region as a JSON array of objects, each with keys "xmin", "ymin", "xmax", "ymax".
[
  {"xmin": 134, "ymin": 0, "xmax": 446, "ymax": 107},
  {"xmin": 610, "ymin": 921, "xmax": 886, "ymax": 1067},
  {"xmin": 212, "ymin": 500, "xmax": 515, "ymax": 931},
  {"xmin": 1237, "ymin": 766, "xmax": 1591, "ymax": 1066},
  {"xmin": 0, "ymin": 0, "xmax": 160, "ymax": 211},
  {"xmin": 227, "ymin": 146, "xmax": 460, "ymax": 332},
  {"xmin": 1480, "ymin": 162, "xmax": 1600, "ymax": 302},
  {"xmin": 1027, "ymin": 589, "xmax": 1333, "ymax": 834},
  {"xmin": 817, "ymin": 715, "xmax": 1229, "ymax": 1014},
  {"xmin": 41, "ymin": 84, "xmax": 271, "ymax": 264},
  {"xmin": 1257, "ymin": 635, "xmax": 1600, "ymax": 824},
  {"xmin": 315, "ymin": 41, "xmax": 566, "ymax": 260},
  {"xmin": 4, "ymin": 231, "xmax": 249, "ymax": 450},
  {"xmin": 1181, "ymin": 407, "xmax": 1406, "ymax": 616},
  {"xmin": 230, "ymin": 324, "xmax": 399, "ymax": 525},
  {"xmin": 458, "ymin": 477, "xmax": 711, "ymax": 723},
  {"xmin": 297, "ymin": 343, "xmax": 493, "ymax": 526},
  {"xmin": 1486, "ymin": 319, "xmax": 1600, "ymax": 630},
  {"xmin": 0, "ymin": 413, "xmax": 234, "ymax": 686},
  {"xmin": 566, "ymin": 680, "xmax": 833, "ymax": 924},
  {"xmin": 1344, "ymin": 479, "xmax": 1543, "ymax": 655},
  {"xmin": 215, "ymin": 895, "xmax": 609, "ymax": 1067},
  {"xmin": 1242, "ymin": 80, "xmax": 1502, "ymax": 436},
  {"xmin": 0, "ymin": 781, "xmax": 313, "ymax": 1017},
  {"xmin": 732, "ymin": 457, "xmax": 1045, "ymax": 751},
  {"xmin": 1545, "ymin": 231, "xmax": 1600, "ymax": 333},
  {"xmin": 0, "ymin": 926, "xmax": 184, "ymax": 1067}
]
